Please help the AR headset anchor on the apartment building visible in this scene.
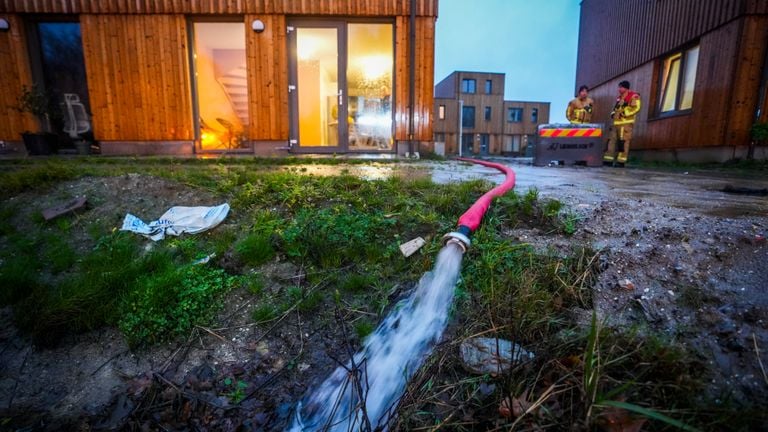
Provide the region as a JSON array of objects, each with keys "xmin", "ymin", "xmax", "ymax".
[{"xmin": 433, "ymin": 71, "xmax": 549, "ymax": 155}]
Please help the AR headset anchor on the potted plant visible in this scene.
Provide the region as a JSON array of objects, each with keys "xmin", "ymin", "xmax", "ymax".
[{"xmin": 16, "ymin": 85, "xmax": 61, "ymax": 155}]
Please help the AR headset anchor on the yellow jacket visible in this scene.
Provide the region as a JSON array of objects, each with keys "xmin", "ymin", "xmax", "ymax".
[
  {"xmin": 611, "ymin": 91, "xmax": 641, "ymax": 126},
  {"xmin": 566, "ymin": 97, "xmax": 594, "ymax": 124}
]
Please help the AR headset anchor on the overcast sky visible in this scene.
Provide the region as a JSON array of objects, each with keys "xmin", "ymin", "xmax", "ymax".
[{"xmin": 434, "ymin": 0, "xmax": 580, "ymax": 123}]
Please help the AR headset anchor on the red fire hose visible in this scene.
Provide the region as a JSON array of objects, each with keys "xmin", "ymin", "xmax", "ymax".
[
  {"xmin": 456, "ymin": 158, "xmax": 517, "ymax": 232},
  {"xmin": 443, "ymin": 158, "xmax": 516, "ymax": 252}
]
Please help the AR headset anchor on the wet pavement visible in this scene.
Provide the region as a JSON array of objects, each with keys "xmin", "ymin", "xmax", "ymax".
[{"xmin": 284, "ymin": 160, "xmax": 768, "ymax": 218}]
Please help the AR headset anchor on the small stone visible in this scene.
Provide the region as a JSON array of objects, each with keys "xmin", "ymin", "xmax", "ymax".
[
  {"xmin": 618, "ymin": 279, "xmax": 635, "ymax": 291},
  {"xmin": 459, "ymin": 337, "xmax": 534, "ymax": 376}
]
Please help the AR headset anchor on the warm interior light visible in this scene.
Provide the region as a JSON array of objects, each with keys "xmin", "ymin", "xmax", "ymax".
[
  {"xmin": 298, "ymin": 36, "xmax": 318, "ymax": 61},
  {"xmin": 359, "ymin": 55, "xmax": 392, "ymax": 80},
  {"xmin": 201, "ymin": 131, "xmax": 221, "ymax": 148}
]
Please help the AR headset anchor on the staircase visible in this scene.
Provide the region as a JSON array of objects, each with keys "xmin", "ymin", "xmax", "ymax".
[{"xmin": 217, "ymin": 65, "xmax": 249, "ymax": 126}]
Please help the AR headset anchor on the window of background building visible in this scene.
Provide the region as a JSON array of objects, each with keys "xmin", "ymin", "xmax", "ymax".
[
  {"xmin": 434, "ymin": 132, "xmax": 445, "ymax": 142},
  {"xmin": 461, "ymin": 79, "xmax": 476, "ymax": 94},
  {"xmin": 507, "ymin": 107, "xmax": 523, "ymax": 122},
  {"xmin": 438, "ymin": 104, "xmax": 445, "ymax": 120},
  {"xmin": 485, "ymin": 79, "xmax": 492, "ymax": 94},
  {"xmin": 531, "ymin": 107, "xmax": 539, "ymax": 123},
  {"xmin": 658, "ymin": 45, "xmax": 699, "ymax": 114},
  {"xmin": 462, "ymin": 106, "xmax": 475, "ymax": 128},
  {"xmin": 484, "ymin": 106, "xmax": 492, "ymax": 121}
]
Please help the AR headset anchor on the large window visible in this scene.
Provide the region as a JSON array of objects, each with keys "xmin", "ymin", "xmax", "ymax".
[
  {"xmin": 193, "ymin": 22, "xmax": 249, "ymax": 150},
  {"xmin": 33, "ymin": 22, "xmax": 91, "ymax": 138},
  {"xmin": 462, "ymin": 106, "xmax": 475, "ymax": 128},
  {"xmin": 347, "ymin": 23, "xmax": 394, "ymax": 151},
  {"xmin": 507, "ymin": 107, "xmax": 523, "ymax": 122},
  {"xmin": 658, "ymin": 45, "xmax": 699, "ymax": 114},
  {"xmin": 461, "ymin": 79, "xmax": 476, "ymax": 94}
]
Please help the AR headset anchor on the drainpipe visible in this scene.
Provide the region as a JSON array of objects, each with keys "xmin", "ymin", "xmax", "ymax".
[
  {"xmin": 458, "ymin": 99, "xmax": 464, "ymax": 157},
  {"xmin": 408, "ymin": 0, "xmax": 416, "ymax": 157}
]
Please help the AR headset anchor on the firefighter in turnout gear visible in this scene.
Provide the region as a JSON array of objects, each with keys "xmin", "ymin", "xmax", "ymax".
[
  {"xmin": 605, "ymin": 80, "xmax": 641, "ymax": 166},
  {"xmin": 566, "ymin": 85, "xmax": 594, "ymax": 124}
]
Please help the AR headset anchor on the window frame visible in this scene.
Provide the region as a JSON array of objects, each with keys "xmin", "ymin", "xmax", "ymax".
[
  {"xmin": 507, "ymin": 107, "xmax": 523, "ymax": 123},
  {"xmin": 531, "ymin": 107, "xmax": 538, "ymax": 123},
  {"xmin": 484, "ymin": 106, "xmax": 492, "ymax": 121},
  {"xmin": 654, "ymin": 43, "xmax": 699, "ymax": 118},
  {"xmin": 438, "ymin": 104, "xmax": 445, "ymax": 120},
  {"xmin": 461, "ymin": 78, "xmax": 476, "ymax": 94},
  {"xmin": 462, "ymin": 105, "xmax": 475, "ymax": 128},
  {"xmin": 485, "ymin": 79, "xmax": 492, "ymax": 94}
]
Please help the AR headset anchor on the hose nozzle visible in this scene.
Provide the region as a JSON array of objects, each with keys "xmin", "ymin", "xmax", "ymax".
[{"xmin": 442, "ymin": 225, "xmax": 471, "ymax": 254}]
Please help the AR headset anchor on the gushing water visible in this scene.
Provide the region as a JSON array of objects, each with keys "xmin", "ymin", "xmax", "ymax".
[{"xmin": 289, "ymin": 244, "xmax": 464, "ymax": 431}]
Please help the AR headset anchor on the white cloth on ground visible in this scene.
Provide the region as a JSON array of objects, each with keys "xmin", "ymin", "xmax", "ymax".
[{"xmin": 121, "ymin": 203, "xmax": 230, "ymax": 241}]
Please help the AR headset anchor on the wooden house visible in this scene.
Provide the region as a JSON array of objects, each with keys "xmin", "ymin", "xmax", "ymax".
[
  {"xmin": 0, "ymin": 0, "xmax": 438, "ymax": 156},
  {"xmin": 576, "ymin": 0, "xmax": 768, "ymax": 162}
]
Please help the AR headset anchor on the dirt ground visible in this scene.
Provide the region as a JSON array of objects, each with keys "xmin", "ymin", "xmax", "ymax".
[{"xmin": 1, "ymin": 162, "xmax": 767, "ymax": 430}]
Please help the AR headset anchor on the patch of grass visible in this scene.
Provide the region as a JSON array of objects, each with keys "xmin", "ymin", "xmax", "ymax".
[
  {"xmin": 0, "ymin": 162, "xmax": 82, "ymax": 200},
  {"xmin": 244, "ymin": 273, "xmax": 265, "ymax": 295},
  {"xmin": 340, "ymin": 273, "xmax": 376, "ymax": 293},
  {"xmin": 42, "ymin": 234, "xmax": 77, "ymax": 273},
  {"xmin": 252, "ymin": 303, "xmax": 279, "ymax": 322},
  {"xmin": 282, "ymin": 206, "xmax": 397, "ymax": 269},
  {"xmin": 118, "ymin": 264, "xmax": 238, "ymax": 347},
  {"xmin": 0, "ymin": 254, "xmax": 42, "ymax": 306},
  {"xmin": 354, "ymin": 319, "xmax": 375, "ymax": 340},
  {"xmin": 235, "ymin": 232, "xmax": 275, "ymax": 266}
]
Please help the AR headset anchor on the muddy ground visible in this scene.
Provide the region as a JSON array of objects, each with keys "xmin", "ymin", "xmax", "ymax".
[{"xmin": 0, "ymin": 162, "xmax": 767, "ymax": 430}]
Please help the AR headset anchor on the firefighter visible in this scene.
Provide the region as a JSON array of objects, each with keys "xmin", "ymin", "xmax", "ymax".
[
  {"xmin": 566, "ymin": 85, "xmax": 594, "ymax": 124},
  {"xmin": 605, "ymin": 80, "xmax": 641, "ymax": 167}
]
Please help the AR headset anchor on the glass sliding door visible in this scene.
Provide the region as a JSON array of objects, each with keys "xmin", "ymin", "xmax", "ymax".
[
  {"xmin": 192, "ymin": 22, "xmax": 249, "ymax": 150},
  {"xmin": 288, "ymin": 20, "xmax": 394, "ymax": 153},
  {"xmin": 295, "ymin": 26, "xmax": 341, "ymax": 148},
  {"xmin": 33, "ymin": 22, "xmax": 91, "ymax": 138},
  {"xmin": 347, "ymin": 23, "xmax": 393, "ymax": 151}
]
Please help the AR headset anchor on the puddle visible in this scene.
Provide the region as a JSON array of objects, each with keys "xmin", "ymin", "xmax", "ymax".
[{"xmin": 281, "ymin": 161, "xmax": 768, "ymax": 218}]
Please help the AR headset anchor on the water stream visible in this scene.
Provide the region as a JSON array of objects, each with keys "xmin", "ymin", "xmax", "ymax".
[{"xmin": 289, "ymin": 243, "xmax": 465, "ymax": 431}]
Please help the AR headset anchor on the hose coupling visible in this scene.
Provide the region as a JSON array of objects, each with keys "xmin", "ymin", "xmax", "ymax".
[{"xmin": 442, "ymin": 225, "xmax": 471, "ymax": 254}]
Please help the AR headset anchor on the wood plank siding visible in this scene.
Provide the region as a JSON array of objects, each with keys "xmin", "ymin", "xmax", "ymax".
[
  {"xmin": 80, "ymin": 14, "xmax": 193, "ymax": 141},
  {"xmin": 576, "ymin": 0, "xmax": 757, "ymax": 89},
  {"xmin": 245, "ymin": 14, "xmax": 289, "ymax": 141},
  {"xmin": 0, "ymin": 14, "xmax": 34, "ymax": 139},
  {"xmin": 395, "ymin": 15, "xmax": 435, "ymax": 142},
  {"xmin": 0, "ymin": 0, "xmax": 437, "ymax": 16},
  {"xmin": 0, "ymin": 0, "xmax": 438, "ymax": 147},
  {"xmin": 578, "ymin": 0, "xmax": 768, "ymax": 156}
]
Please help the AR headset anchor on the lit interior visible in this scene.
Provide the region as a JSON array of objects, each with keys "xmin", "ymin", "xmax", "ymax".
[
  {"xmin": 660, "ymin": 53, "xmax": 681, "ymax": 113},
  {"xmin": 297, "ymin": 28, "xmax": 339, "ymax": 147},
  {"xmin": 193, "ymin": 23, "xmax": 249, "ymax": 150},
  {"xmin": 347, "ymin": 24, "xmax": 393, "ymax": 151}
]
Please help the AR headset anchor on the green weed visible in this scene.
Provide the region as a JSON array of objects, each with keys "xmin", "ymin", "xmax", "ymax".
[
  {"xmin": 235, "ymin": 232, "xmax": 275, "ymax": 266},
  {"xmin": 354, "ymin": 319, "xmax": 375, "ymax": 340},
  {"xmin": 118, "ymin": 265, "xmax": 238, "ymax": 347}
]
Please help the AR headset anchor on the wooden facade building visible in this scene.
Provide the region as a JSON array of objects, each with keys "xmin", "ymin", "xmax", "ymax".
[
  {"xmin": 576, "ymin": 0, "xmax": 768, "ymax": 162},
  {"xmin": 0, "ymin": 0, "xmax": 438, "ymax": 156},
  {"xmin": 433, "ymin": 71, "xmax": 549, "ymax": 155}
]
